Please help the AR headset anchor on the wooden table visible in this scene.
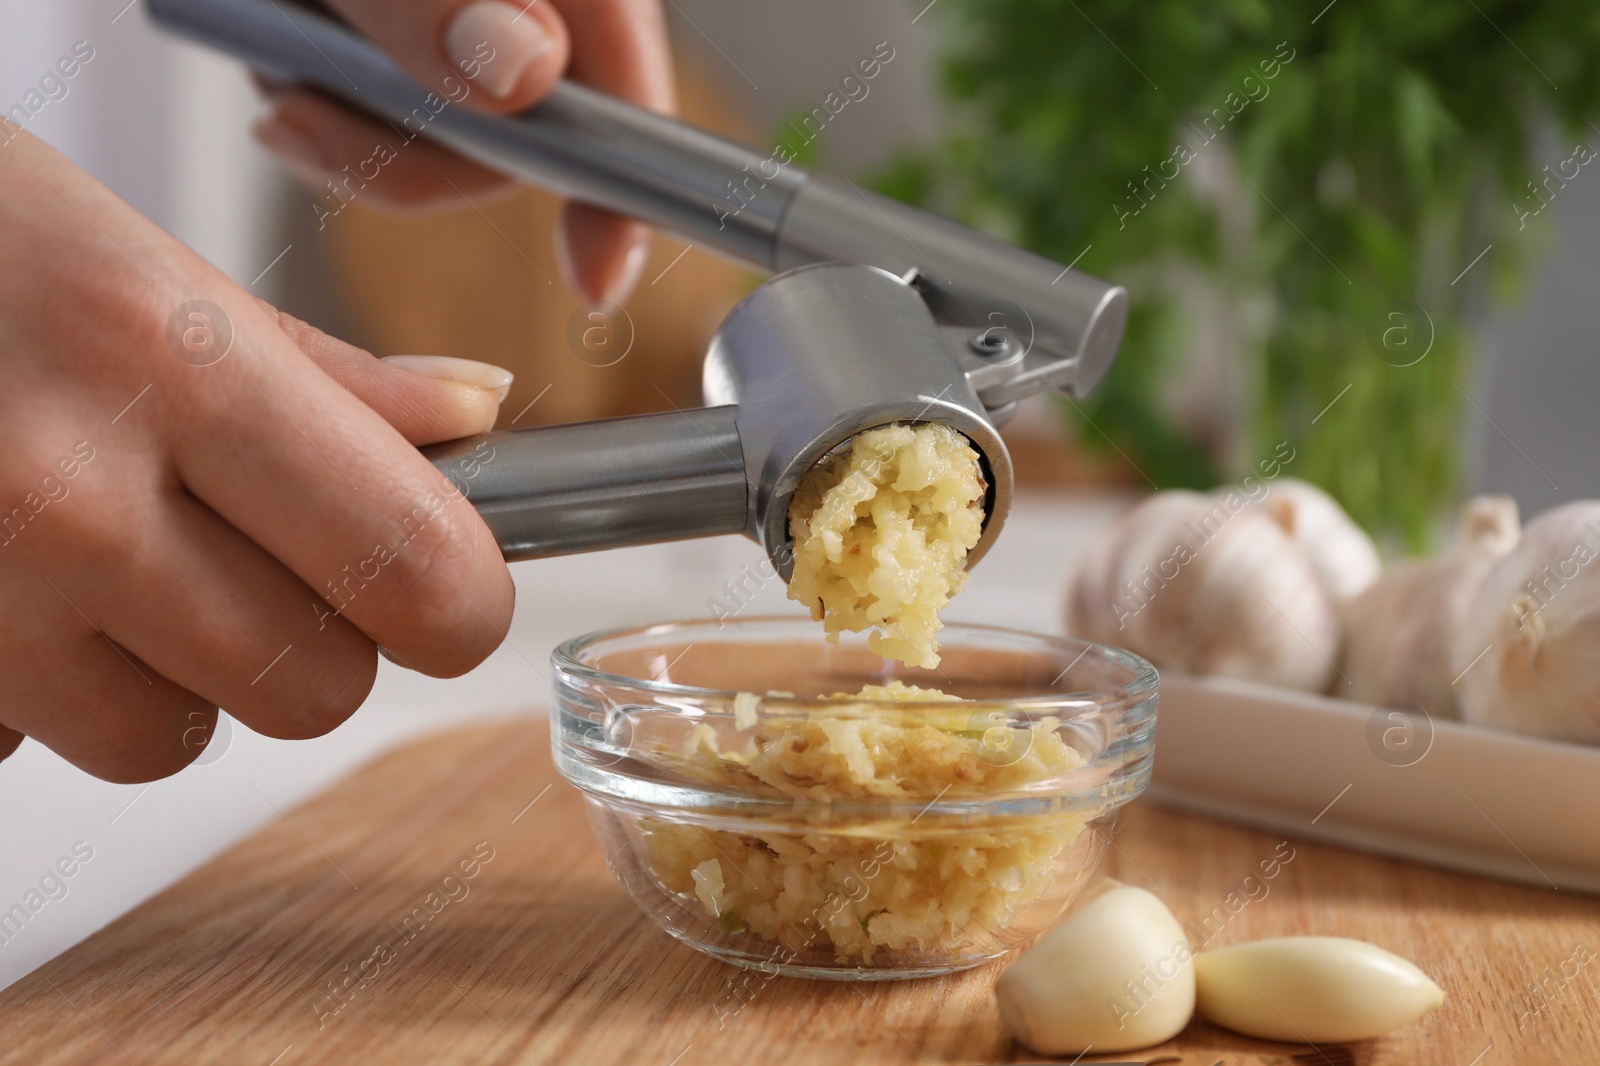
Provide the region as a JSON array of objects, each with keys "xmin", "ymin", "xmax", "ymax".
[{"xmin": 4, "ymin": 718, "xmax": 1596, "ymax": 1065}]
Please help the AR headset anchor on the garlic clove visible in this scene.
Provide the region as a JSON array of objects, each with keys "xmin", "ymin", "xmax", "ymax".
[
  {"xmin": 1193, "ymin": 936, "xmax": 1445, "ymax": 1043},
  {"xmin": 1452, "ymin": 499, "xmax": 1600, "ymax": 743},
  {"xmin": 1459, "ymin": 495, "xmax": 1524, "ymax": 555},
  {"xmin": 1338, "ymin": 557, "xmax": 1459, "ymax": 712},
  {"xmin": 1338, "ymin": 495, "xmax": 1520, "ymax": 715},
  {"xmin": 1255, "ymin": 478, "xmax": 1381, "ymax": 602},
  {"xmin": 995, "ymin": 879, "xmax": 1195, "ymax": 1055},
  {"xmin": 1065, "ymin": 490, "xmax": 1339, "ymax": 692}
]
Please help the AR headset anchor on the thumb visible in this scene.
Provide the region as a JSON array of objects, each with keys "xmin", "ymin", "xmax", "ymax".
[
  {"xmin": 265, "ymin": 307, "xmax": 510, "ymax": 444},
  {"xmin": 322, "ymin": 0, "xmax": 571, "ymax": 111}
]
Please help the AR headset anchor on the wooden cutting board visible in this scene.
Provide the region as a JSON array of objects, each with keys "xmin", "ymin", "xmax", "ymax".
[{"xmin": 4, "ymin": 717, "xmax": 1597, "ymax": 1065}]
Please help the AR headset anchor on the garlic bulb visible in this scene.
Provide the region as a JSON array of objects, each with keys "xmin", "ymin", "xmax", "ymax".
[
  {"xmin": 995, "ymin": 880, "xmax": 1195, "ymax": 1055},
  {"xmin": 1065, "ymin": 490, "xmax": 1339, "ymax": 691},
  {"xmin": 1253, "ymin": 478, "xmax": 1381, "ymax": 602},
  {"xmin": 1451, "ymin": 500, "xmax": 1600, "ymax": 743},
  {"xmin": 1194, "ymin": 936, "xmax": 1445, "ymax": 1042},
  {"xmin": 1339, "ymin": 496, "xmax": 1519, "ymax": 714}
]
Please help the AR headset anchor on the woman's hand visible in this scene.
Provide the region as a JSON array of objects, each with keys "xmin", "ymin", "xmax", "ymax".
[
  {"xmin": 251, "ymin": 0, "xmax": 675, "ymax": 305},
  {"xmin": 0, "ymin": 132, "xmax": 516, "ymax": 782}
]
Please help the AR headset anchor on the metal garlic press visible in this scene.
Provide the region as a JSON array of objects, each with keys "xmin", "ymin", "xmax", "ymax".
[{"xmin": 151, "ymin": 0, "xmax": 1128, "ymax": 577}]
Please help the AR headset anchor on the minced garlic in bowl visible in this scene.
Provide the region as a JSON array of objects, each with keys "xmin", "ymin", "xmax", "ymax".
[
  {"xmin": 551, "ymin": 619, "xmax": 1158, "ymax": 980},
  {"xmin": 642, "ymin": 680, "xmax": 1086, "ymax": 965},
  {"xmin": 786, "ymin": 423, "xmax": 987, "ymax": 669}
]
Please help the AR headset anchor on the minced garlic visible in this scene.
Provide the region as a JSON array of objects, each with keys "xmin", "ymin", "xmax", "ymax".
[
  {"xmin": 786, "ymin": 423, "xmax": 986, "ymax": 669},
  {"xmin": 731, "ymin": 691, "xmax": 761, "ymax": 731},
  {"xmin": 644, "ymin": 681, "xmax": 1085, "ymax": 965}
]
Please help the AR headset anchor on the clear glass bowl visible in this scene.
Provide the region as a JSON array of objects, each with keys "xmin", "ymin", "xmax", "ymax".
[{"xmin": 550, "ymin": 616, "xmax": 1157, "ymax": 981}]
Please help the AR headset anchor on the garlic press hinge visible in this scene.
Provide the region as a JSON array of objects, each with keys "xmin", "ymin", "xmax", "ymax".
[{"xmin": 900, "ymin": 269, "xmax": 1081, "ymax": 426}]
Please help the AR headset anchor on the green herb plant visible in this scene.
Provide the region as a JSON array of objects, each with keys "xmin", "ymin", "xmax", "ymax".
[{"xmin": 879, "ymin": 0, "xmax": 1600, "ymax": 548}]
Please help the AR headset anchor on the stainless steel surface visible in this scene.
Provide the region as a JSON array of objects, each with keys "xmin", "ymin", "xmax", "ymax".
[
  {"xmin": 773, "ymin": 176, "xmax": 1129, "ymax": 402},
  {"xmin": 146, "ymin": 0, "xmax": 799, "ymax": 265},
  {"xmin": 149, "ymin": 0, "xmax": 1127, "ymax": 384},
  {"xmin": 423, "ymin": 409, "xmax": 746, "ymax": 561},
  {"xmin": 704, "ymin": 263, "xmax": 1013, "ymax": 578},
  {"xmin": 428, "ymin": 265, "xmax": 1011, "ymax": 572},
  {"xmin": 150, "ymin": 0, "xmax": 1110, "ymax": 566}
]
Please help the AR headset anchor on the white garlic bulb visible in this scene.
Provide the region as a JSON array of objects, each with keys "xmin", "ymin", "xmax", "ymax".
[
  {"xmin": 996, "ymin": 880, "xmax": 1195, "ymax": 1055},
  {"xmin": 1338, "ymin": 496, "xmax": 1520, "ymax": 714},
  {"xmin": 1252, "ymin": 478, "xmax": 1381, "ymax": 602},
  {"xmin": 1194, "ymin": 936, "xmax": 1445, "ymax": 1042},
  {"xmin": 1065, "ymin": 490, "xmax": 1339, "ymax": 691},
  {"xmin": 1451, "ymin": 500, "xmax": 1600, "ymax": 743}
]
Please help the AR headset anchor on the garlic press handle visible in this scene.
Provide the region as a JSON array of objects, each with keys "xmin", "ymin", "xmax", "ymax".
[
  {"xmin": 422, "ymin": 408, "xmax": 747, "ymax": 561},
  {"xmin": 148, "ymin": 0, "xmax": 803, "ymax": 267},
  {"xmin": 150, "ymin": 0, "xmax": 1128, "ymax": 401}
]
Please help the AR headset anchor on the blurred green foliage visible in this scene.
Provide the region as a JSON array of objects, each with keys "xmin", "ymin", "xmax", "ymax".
[{"xmin": 878, "ymin": 0, "xmax": 1600, "ymax": 549}]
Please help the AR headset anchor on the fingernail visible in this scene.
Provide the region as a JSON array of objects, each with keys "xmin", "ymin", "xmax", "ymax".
[
  {"xmin": 383, "ymin": 355, "xmax": 514, "ymax": 403},
  {"xmin": 445, "ymin": 1, "xmax": 554, "ymax": 100},
  {"xmin": 377, "ymin": 645, "xmax": 413, "ymax": 669},
  {"xmin": 600, "ymin": 233, "xmax": 651, "ymax": 305},
  {"xmin": 251, "ymin": 115, "xmax": 335, "ymax": 184}
]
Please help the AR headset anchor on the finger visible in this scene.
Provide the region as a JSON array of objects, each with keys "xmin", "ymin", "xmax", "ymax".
[
  {"xmin": 252, "ymin": 91, "xmax": 514, "ymax": 211},
  {"xmin": 49, "ymin": 481, "xmax": 380, "ymax": 743},
  {"xmin": 10, "ymin": 138, "xmax": 514, "ymax": 682},
  {"xmin": 0, "ymin": 727, "xmax": 22, "ymax": 765},
  {"xmin": 271, "ymin": 2, "xmax": 672, "ymax": 299},
  {"xmin": 168, "ymin": 296, "xmax": 514, "ymax": 678},
  {"xmin": 250, "ymin": 70, "xmax": 286, "ymax": 98},
  {"xmin": 325, "ymin": 0, "xmax": 571, "ymax": 111},
  {"xmin": 547, "ymin": 0, "xmax": 674, "ymax": 301},
  {"xmin": 0, "ymin": 595, "xmax": 215, "ymax": 784},
  {"xmin": 556, "ymin": 202, "xmax": 650, "ymax": 304},
  {"xmin": 264, "ymin": 305, "xmax": 510, "ymax": 443},
  {"xmin": 550, "ymin": 0, "xmax": 675, "ymax": 114}
]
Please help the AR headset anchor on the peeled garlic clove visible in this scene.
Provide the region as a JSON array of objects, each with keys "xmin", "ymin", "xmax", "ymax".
[
  {"xmin": 1339, "ymin": 495, "xmax": 1519, "ymax": 715},
  {"xmin": 1452, "ymin": 500, "xmax": 1600, "ymax": 743},
  {"xmin": 1254, "ymin": 478, "xmax": 1381, "ymax": 602},
  {"xmin": 1065, "ymin": 490, "xmax": 1339, "ymax": 691},
  {"xmin": 1194, "ymin": 936, "xmax": 1445, "ymax": 1043},
  {"xmin": 996, "ymin": 879, "xmax": 1195, "ymax": 1055}
]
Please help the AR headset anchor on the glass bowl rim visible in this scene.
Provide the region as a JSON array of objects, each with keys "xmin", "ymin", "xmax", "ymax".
[{"xmin": 551, "ymin": 614, "xmax": 1159, "ymax": 712}]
